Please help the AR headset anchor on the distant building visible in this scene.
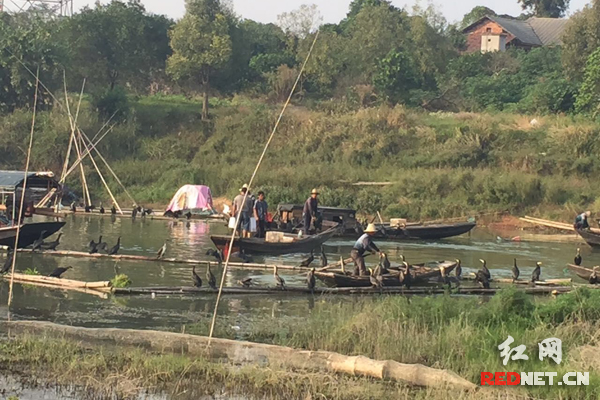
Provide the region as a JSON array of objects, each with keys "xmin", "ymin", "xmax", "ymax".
[{"xmin": 462, "ymin": 16, "xmax": 569, "ymax": 53}]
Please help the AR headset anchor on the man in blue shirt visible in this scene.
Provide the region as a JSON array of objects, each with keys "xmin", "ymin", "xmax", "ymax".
[
  {"xmin": 253, "ymin": 191, "xmax": 268, "ymax": 238},
  {"xmin": 351, "ymin": 223, "xmax": 382, "ymax": 276},
  {"xmin": 574, "ymin": 211, "xmax": 591, "ymax": 230}
]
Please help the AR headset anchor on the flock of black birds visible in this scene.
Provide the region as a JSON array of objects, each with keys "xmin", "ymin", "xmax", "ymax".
[{"xmin": 70, "ymin": 202, "xmax": 153, "ymax": 220}]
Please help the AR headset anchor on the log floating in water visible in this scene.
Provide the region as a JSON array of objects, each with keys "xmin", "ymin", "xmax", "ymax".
[
  {"xmin": 16, "ymin": 249, "xmax": 311, "ymax": 271},
  {"xmin": 463, "ymin": 274, "xmax": 571, "ymax": 286},
  {"xmin": 1, "ymin": 275, "xmax": 110, "ymax": 298},
  {"xmin": 2, "ymin": 320, "xmax": 477, "ymax": 390},
  {"xmin": 2, "ymin": 273, "xmax": 111, "ymax": 290}
]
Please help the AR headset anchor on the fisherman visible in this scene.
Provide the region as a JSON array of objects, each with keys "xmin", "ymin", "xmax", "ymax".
[
  {"xmin": 351, "ymin": 223, "xmax": 383, "ymax": 276},
  {"xmin": 232, "ymin": 184, "xmax": 253, "ymax": 238},
  {"xmin": 303, "ymin": 188, "xmax": 319, "ymax": 235},
  {"xmin": 574, "ymin": 211, "xmax": 591, "ymax": 230},
  {"xmin": 253, "ymin": 191, "xmax": 268, "ymax": 238}
]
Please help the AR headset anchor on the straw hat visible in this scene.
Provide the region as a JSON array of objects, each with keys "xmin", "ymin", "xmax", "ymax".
[
  {"xmin": 311, "ymin": 188, "xmax": 319, "ymax": 195},
  {"xmin": 364, "ymin": 223, "xmax": 378, "ymax": 233},
  {"xmin": 240, "ymin": 183, "xmax": 249, "ymax": 191}
]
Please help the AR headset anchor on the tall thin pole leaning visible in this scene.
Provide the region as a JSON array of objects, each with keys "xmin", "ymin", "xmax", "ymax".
[
  {"xmin": 8, "ymin": 68, "xmax": 40, "ymax": 307},
  {"xmin": 207, "ymin": 31, "xmax": 321, "ymax": 342}
]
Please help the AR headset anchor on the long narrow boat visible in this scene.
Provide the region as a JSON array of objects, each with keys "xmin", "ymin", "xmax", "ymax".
[
  {"xmin": 0, "ymin": 221, "xmax": 65, "ymax": 249},
  {"xmin": 575, "ymin": 228, "xmax": 600, "ymax": 247},
  {"xmin": 567, "ymin": 264, "xmax": 597, "ymax": 281},
  {"xmin": 315, "ymin": 260, "xmax": 457, "ymax": 288},
  {"xmin": 375, "ymin": 222, "xmax": 476, "ymax": 240},
  {"xmin": 211, "ymin": 227, "xmax": 338, "ymax": 256}
]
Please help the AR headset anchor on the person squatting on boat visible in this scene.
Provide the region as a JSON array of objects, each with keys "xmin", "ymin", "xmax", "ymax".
[
  {"xmin": 351, "ymin": 223, "xmax": 383, "ymax": 276},
  {"xmin": 574, "ymin": 210, "xmax": 591, "ymax": 230}
]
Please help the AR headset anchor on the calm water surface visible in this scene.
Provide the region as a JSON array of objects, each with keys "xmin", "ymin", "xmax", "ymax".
[{"xmin": 0, "ymin": 215, "xmax": 597, "ymax": 336}]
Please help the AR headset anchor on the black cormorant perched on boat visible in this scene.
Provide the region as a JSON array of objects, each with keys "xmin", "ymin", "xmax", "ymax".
[
  {"xmin": 512, "ymin": 259, "xmax": 520, "ymax": 283},
  {"xmin": 368, "ymin": 268, "xmax": 382, "ymax": 289},
  {"xmin": 238, "ymin": 277, "xmax": 253, "ymax": 288},
  {"xmin": 108, "ymin": 237, "xmax": 121, "ymax": 255},
  {"xmin": 380, "ymin": 252, "xmax": 391, "ymax": 274},
  {"xmin": 475, "ymin": 270, "xmax": 490, "ymax": 289},
  {"xmin": 1, "ymin": 251, "xmax": 13, "ymax": 274},
  {"xmin": 320, "ymin": 247, "xmax": 327, "ymax": 268},
  {"xmin": 49, "ymin": 266, "xmax": 72, "ymax": 278},
  {"xmin": 575, "ymin": 248, "xmax": 582, "ymax": 266},
  {"xmin": 307, "ymin": 267, "xmax": 316, "ymax": 292},
  {"xmin": 299, "ymin": 251, "xmax": 314, "ymax": 268},
  {"xmin": 84, "ymin": 204, "xmax": 92, "ymax": 213},
  {"xmin": 479, "ymin": 259, "xmax": 491, "ymax": 279},
  {"xmin": 192, "ymin": 266, "xmax": 202, "ymax": 287},
  {"xmin": 42, "ymin": 233, "xmax": 62, "ymax": 251},
  {"xmin": 274, "ymin": 266, "xmax": 286, "ymax": 290},
  {"xmin": 31, "ymin": 230, "xmax": 47, "ymax": 252},
  {"xmin": 111, "ymin": 204, "xmax": 117, "ymax": 215},
  {"xmin": 402, "ymin": 261, "xmax": 412, "ymax": 289},
  {"xmin": 589, "ymin": 267, "xmax": 599, "ymax": 285},
  {"xmin": 455, "ymin": 259, "xmax": 462, "ymax": 278},
  {"xmin": 157, "ymin": 242, "xmax": 167, "ymax": 259},
  {"xmin": 206, "ymin": 263, "xmax": 217, "ymax": 289},
  {"xmin": 531, "ymin": 262, "xmax": 542, "ymax": 283},
  {"xmin": 99, "ymin": 203, "xmax": 105, "ymax": 214}
]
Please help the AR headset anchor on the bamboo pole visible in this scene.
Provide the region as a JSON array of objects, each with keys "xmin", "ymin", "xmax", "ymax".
[
  {"xmin": 520, "ymin": 217, "xmax": 574, "ymax": 231},
  {"xmin": 72, "ymin": 133, "xmax": 92, "ymax": 207},
  {"xmin": 463, "ymin": 274, "xmax": 571, "ymax": 286},
  {"xmin": 4, "ymin": 321, "xmax": 477, "ymax": 390},
  {"xmin": 63, "ymin": 122, "xmax": 116, "ymax": 181},
  {"xmin": 2, "ymin": 278, "xmax": 109, "ymax": 299},
  {"xmin": 3, "ymin": 273, "xmax": 111, "ymax": 290}
]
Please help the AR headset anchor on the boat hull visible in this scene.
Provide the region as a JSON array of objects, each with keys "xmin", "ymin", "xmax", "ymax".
[
  {"xmin": 315, "ymin": 261, "xmax": 457, "ymax": 288},
  {"xmin": 211, "ymin": 227, "xmax": 338, "ymax": 255},
  {"xmin": 0, "ymin": 221, "xmax": 66, "ymax": 249},
  {"xmin": 376, "ymin": 222, "xmax": 476, "ymax": 240},
  {"xmin": 567, "ymin": 263, "xmax": 595, "ymax": 281},
  {"xmin": 576, "ymin": 228, "xmax": 600, "ymax": 247}
]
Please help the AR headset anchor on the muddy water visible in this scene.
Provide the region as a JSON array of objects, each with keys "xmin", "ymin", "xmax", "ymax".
[{"xmin": 0, "ymin": 215, "xmax": 597, "ymax": 336}]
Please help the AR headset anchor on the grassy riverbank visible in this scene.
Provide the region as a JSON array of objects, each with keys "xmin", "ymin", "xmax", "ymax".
[
  {"xmin": 1, "ymin": 95, "xmax": 600, "ymax": 220},
  {"xmin": 2, "ymin": 288, "xmax": 600, "ymax": 399}
]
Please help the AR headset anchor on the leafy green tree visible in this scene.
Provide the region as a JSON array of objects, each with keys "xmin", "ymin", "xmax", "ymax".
[
  {"xmin": 461, "ymin": 6, "xmax": 497, "ymax": 28},
  {"xmin": 518, "ymin": 0, "xmax": 570, "ymax": 17},
  {"xmin": 167, "ymin": 0, "xmax": 232, "ymax": 120},
  {"xmin": 562, "ymin": 1, "xmax": 600, "ymax": 79},
  {"xmin": 373, "ymin": 48, "xmax": 421, "ymax": 104},
  {"xmin": 277, "ymin": 4, "xmax": 323, "ymax": 38},
  {"xmin": 60, "ymin": 0, "xmax": 172, "ymax": 92},
  {"xmin": 575, "ymin": 47, "xmax": 600, "ymax": 115}
]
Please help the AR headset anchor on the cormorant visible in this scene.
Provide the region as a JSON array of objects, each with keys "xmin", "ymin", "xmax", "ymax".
[
  {"xmin": 132, "ymin": 207, "xmax": 138, "ymax": 219},
  {"xmin": 206, "ymin": 263, "xmax": 217, "ymax": 289},
  {"xmin": 238, "ymin": 277, "xmax": 253, "ymax": 288},
  {"xmin": 589, "ymin": 267, "xmax": 599, "ymax": 285},
  {"xmin": 299, "ymin": 251, "xmax": 314, "ymax": 268},
  {"xmin": 455, "ymin": 259, "xmax": 462, "ymax": 279},
  {"xmin": 512, "ymin": 258, "xmax": 520, "ymax": 283},
  {"xmin": 368, "ymin": 267, "xmax": 383, "ymax": 289},
  {"xmin": 99, "ymin": 203, "xmax": 105, "ymax": 214},
  {"xmin": 274, "ymin": 266, "xmax": 286, "ymax": 290},
  {"xmin": 475, "ymin": 270, "xmax": 490, "ymax": 289},
  {"xmin": 108, "ymin": 237, "xmax": 121, "ymax": 255},
  {"xmin": 1, "ymin": 251, "xmax": 13, "ymax": 274},
  {"xmin": 97, "ymin": 236, "xmax": 108, "ymax": 252},
  {"xmin": 479, "ymin": 259, "xmax": 491, "ymax": 279},
  {"xmin": 575, "ymin": 248, "xmax": 582, "ymax": 266},
  {"xmin": 401, "ymin": 262, "xmax": 412, "ymax": 289},
  {"xmin": 320, "ymin": 247, "xmax": 327, "ymax": 268},
  {"xmin": 31, "ymin": 230, "xmax": 47, "ymax": 252},
  {"xmin": 111, "ymin": 204, "xmax": 117, "ymax": 215},
  {"xmin": 49, "ymin": 266, "xmax": 72, "ymax": 278},
  {"xmin": 307, "ymin": 267, "xmax": 316, "ymax": 292},
  {"xmin": 70, "ymin": 202, "xmax": 77, "ymax": 213},
  {"xmin": 381, "ymin": 252, "xmax": 391, "ymax": 270},
  {"xmin": 440, "ymin": 265, "xmax": 449, "ymax": 287},
  {"xmin": 42, "ymin": 233, "xmax": 62, "ymax": 251},
  {"xmin": 192, "ymin": 266, "xmax": 202, "ymax": 287},
  {"xmin": 84, "ymin": 205, "xmax": 91, "ymax": 213},
  {"xmin": 157, "ymin": 242, "xmax": 167, "ymax": 259},
  {"xmin": 206, "ymin": 249, "xmax": 223, "ymax": 263},
  {"xmin": 531, "ymin": 262, "xmax": 542, "ymax": 283},
  {"xmin": 88, "ymin": 237, "xmax": 99, "ymax": 254},
  {"xmin": 185, "ymin": 212, "xmax": 192, "ymax": 220}
]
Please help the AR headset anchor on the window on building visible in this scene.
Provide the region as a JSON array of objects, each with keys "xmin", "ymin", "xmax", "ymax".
[{"xmin": 486, "ymin": 27, "xmax": 492, "ymax": 33}]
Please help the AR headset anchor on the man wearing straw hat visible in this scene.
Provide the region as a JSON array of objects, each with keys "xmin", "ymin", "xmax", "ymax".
[
  {"xmin": 302, "ymin": 188, "xmax": 319, "ymax": 235},
  {"xmin": 351, "ymin": 223, "xmax": 382, "ymax": 276}
]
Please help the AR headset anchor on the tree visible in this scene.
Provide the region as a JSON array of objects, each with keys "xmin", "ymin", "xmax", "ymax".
[
  {"xmin": 373, "ymin": 48, "xmax": 421, "ymax": 104},
  {"xmin": 277, "ymin": 4, "xmax": 323, "ymax": 38},
  {"xmin": 167, "ymin": 0, "xmax": 232, "ymax": 120},
  {"xmin": 518, "ymin": 0, "xmax": 570, "ymax": 18},
  {"xmin": 575, "ymin": 48, "xmax": 600, "ymax": 115},
  {"xmin": 461, "ymin": 6, "xmax": 497, "ymax": 28},
  {"xmin": 61, "ymin": 1, "xmax": 173, "ymax": 92},
  {"xmin": 562, "ymin": 1, "xmax": 600, "ymax": 79}
]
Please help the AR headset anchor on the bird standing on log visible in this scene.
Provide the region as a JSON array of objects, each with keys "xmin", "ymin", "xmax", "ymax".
[
  {"xmin": 589, "ymin": 267, "xmax": 599, "ymax": 285},
  {"xmin": 401, "ymin": 262, "xmax": 412, "ymax": 289},
  {"xmin": 99, "ymin": 203, "xmax": 105, "ymax": 214},
  {"xmin": 206, "ymin": 263, "xmax": 216, "ymax": 289},
  {"xmin": 307, "ymin": 267, "xmax": 316, "ymax": 293},
  {"xmin": 88, "ymin": 236, "xmax": 101, "ymax": 254},
  {"xmin": 206, "ymin": 249, "xmax": 223, "ymax": 263},
  {"xmin": 192, "ymin": 266, "xmax": 202, "ymax": 287},
  {"xmin": 1, "ymin": 251, "xmax": 13, "ymax": 274},
  {"xmin": 108, "ymin": 237, "xmax": 121, "ymax": 255},
  {"xmin": 42, "ymin": 233, "xmax": 62, "ymax": 251},
  {"xmin": 320, "ymin": 247, "xmax": 327, "ymax": 268},
  {"xmin": 479, "ymin": 259, "xmax": 491, "ymax": 279},
  {"xmin": 575, "ymin": 248, "xmax": 582, "ymax": 266},
  {"xmin": 454, "ymin": 259, "xmax": 462, "ymax": 279},
  {"xmin": 368, "ymin": 268, "xmax": 382, "ymax": 289},
  {"xmin": 512, "ymin": 259, "xmax": 520, "ymax": 283},
  {"xmin": 379, "ymin": 252, "xmax": 391, "ymax": 274},
  {"xmin": 531, "ymin": 262, "xmax": 542, "ymax": 283},
  {"xmin": 238, "ymin": 277, "xmax": 253, "ymax": 288},
  {"xmin": 70, "ymin": 202, "xmax": 76, "ymax": 213},
  {"xmin": 111, "ymin": 204, "xmax": 117, "ymax": 215},
  {"xmin": 299, "ymin": 251, "xmax": 314, "ymax": 268},
  {"xmin": 157, "ymin": 242, "xmax": 167, "ymax": 259},
  {"xmin": 475, "ymin": 270, "xmax": 490, "ymax": 289},
  {"xmin": 274, "ymin": 266, "xmax": 286, "ymax": 290},
  {"xmin": 31, "ymin": 230, "xmax": 46, "ymax": 252},
  {"xmin": 49, "ymin": 266, "xmax": 72, "ymax": 278}
]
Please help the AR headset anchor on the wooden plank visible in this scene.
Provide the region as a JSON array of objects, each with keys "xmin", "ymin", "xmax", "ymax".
[
  {"xmin": 1, "ymin": 278, "xmax": 109, "ymax": 298},
  {"xmin": 463, "ymin": 274, "xmax": 571, "ymax": 286},
  {"xmin": 520, "ymin": 217, "xmax": 574, "ymax": 231},
  {"xmin": 2, "ymin": 273, "xmax": 111, "ymax": 290}
]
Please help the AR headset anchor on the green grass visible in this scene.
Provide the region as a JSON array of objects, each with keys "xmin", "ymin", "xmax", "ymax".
[{"xmin": 2, "ymin": 95, "xmax": 600, "ymax": 220}]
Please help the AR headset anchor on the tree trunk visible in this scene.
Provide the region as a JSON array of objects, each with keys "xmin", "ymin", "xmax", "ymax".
[{"xmin": 202, "ymin": 76, "xmax": 210, "ymax": 121}]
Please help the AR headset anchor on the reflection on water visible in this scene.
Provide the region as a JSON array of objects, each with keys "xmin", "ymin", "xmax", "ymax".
[{"xmin": 0, "ymin": 215, "xmax": 598, "ymax": 334}]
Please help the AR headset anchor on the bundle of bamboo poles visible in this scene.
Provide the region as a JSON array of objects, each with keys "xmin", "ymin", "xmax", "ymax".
[{"xmin": 2, "ymin": 273, "xmax": 111, "ymax": 298}]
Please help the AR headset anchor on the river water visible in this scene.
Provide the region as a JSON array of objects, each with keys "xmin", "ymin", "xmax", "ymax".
[{"xmin": 0, "ymin": 215, "xmax": 597, "ymax": 336}]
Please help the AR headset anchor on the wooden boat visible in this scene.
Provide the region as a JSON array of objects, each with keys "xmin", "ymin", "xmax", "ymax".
[
  {"xmin": 576, "ymin": 228, "xmax": 600, "ymax": 247},
  {"xmin": 315, "ymin": 260, "xmax": 457, "ymax": 288},
  {"xmin": 567, "ymin": 264, "xmax": 597, "ymax": 281},
  {"xmin": 0, "ymin": 221, "xmax": 65, "ymax": 249},
  {"xmin": 210, "ymin": 227, "xmax": 339, "ymax": 256},
  {"xmin": 375, "ymin": 222, "xmax": 476, "ymax": 240}
]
